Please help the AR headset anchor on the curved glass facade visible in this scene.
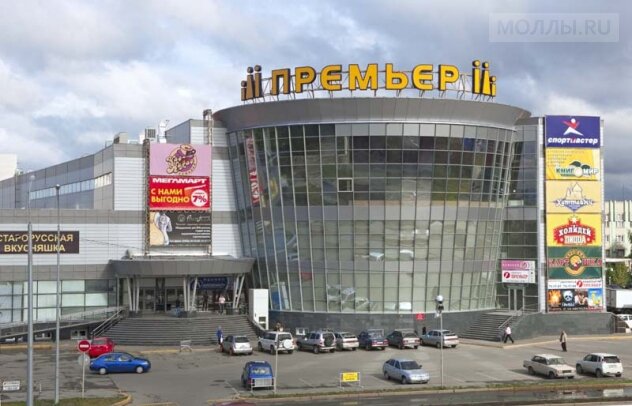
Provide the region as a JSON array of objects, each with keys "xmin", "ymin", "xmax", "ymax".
[{"xmin": 228, "ymin": 118, "xmax": 517, "ymax": 314}]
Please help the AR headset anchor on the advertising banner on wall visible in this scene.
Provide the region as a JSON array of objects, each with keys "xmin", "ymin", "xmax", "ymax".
[
  {"xmin": 150, "ymin": 144, "xmax": 212, "ymax": 177},
  {"xmin": 545, "ymin": 148, "xmax": 601, "ymax": 181},
  {"xmin": 0, "ymin": 231, "xmax": 80, "ymax": 254},
  {"xmin": 547, "ymin": 246, "xmax": 602, "ymax": 279},
  {"xmin": 545, "ymin": 181, "xmax": 601, "ymax": 214},
  {"xmin": 546, "ymin": 214, "xmax": 602, "ymax": 247},
  {"xmin": 149, "ymin": 211, "xmax": 211, "ymax": 246},
  {"xmin": 245, "ymin": 135, "xmax": 260, "ymax": 205},
  {"xmin": 501, "ymin": 260, "xmax": 536, "ymax": 283},
  {"xmin": 547, "ymin": 286, "xmax": 603, "ymax": 312},
  {"xmin": 545, "ymin": 116, "xmax": 601, "ymax": 148},
  {"xmin": 149, "ymin": 176, "xmax": 210, "ymax": 210}
]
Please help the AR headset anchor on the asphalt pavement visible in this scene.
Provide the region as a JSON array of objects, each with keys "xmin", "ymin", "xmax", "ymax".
[{"xmin": 2, "ymin": 334, "xmax": 632, "ymax": 405}]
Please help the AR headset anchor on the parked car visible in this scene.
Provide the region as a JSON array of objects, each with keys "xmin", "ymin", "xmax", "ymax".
[
  {"xmin": 334, "ymin": 332, "xmax": 359, "ymax": 351},
  {"xmin": 576, "ymin": 353, "xmax": 623, "ymax": 378},
  {"xmin": 523, "ymin": 354, "xmax": 575, "ymax": 379},
  {"xmin": 358, "ymin": 329, "xmax": 388, "ymax": 351},
  {"xmin": 241, "ymin": 360, "xmax": 274, "ymax": 390},
  {"xmin": 88, "ymin": 337, "xmax": 115, "ymax": 358},
  {"xmin": 296, "ymin": 330, "xmax": 336, "ymax": 353},
  {"xmin": 89, "ymin": 352, "xmax": 151, "ymax": 375},
  {"xmin": 221, "ymin": 335, "xmax": 253, "ymax": 356},
  {"xmin": 420, "ymin": 329, "xmax": 459, "ymax": 348},
  {"xmin": 383, "ymin": 358, "xmax": 430, "ymax": 384},
  {"xmin": 386, "ymin": 329, "xmax": 420, "ymax": 349},
  {"xmin": 257, "ymin": 331, "xmax": 295, "ymax": 354}
]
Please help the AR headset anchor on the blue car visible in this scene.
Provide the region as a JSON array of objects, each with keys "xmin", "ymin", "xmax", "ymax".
[
  {"xmin": 89, "ymin": 352, "xmax": 151, "ymax": 375},
  {"xmin": 241, "ymin": 360, "xmax": 274, "ymax": 390}
]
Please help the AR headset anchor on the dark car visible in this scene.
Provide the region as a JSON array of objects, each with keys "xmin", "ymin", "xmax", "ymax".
[
  {"xmin": 88, "ymin": 337, "xmax": 115, "ymax": 358},
  {"xmin": 241, "ymin": 360, "xmax": 274, "ymax": 390},
  {"xmin": 358, "ymin": 329, "xmax": 388, "ymax": 350},
  {"xmin": 386, "ymin": 330, "xmax": 420, "ymax": 350},
  {"xmin": 89, "ymin": 352, "xmax": 150, "ymax": 375}
]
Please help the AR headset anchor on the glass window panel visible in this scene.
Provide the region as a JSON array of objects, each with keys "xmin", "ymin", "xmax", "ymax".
[
  {"xmin": 370, "ymin": 136, "xmax": 386, "ymax": 149},
  {"xmin": 37, "ymin": 281, "xmax": 56, "ymax": 294},
  {"xmin": 37, "ymin": 294, "xmax": 57, "ymax": 307},
  {"xmin": 62, "ymin": 294, "xmax": 84, "ymax": 307},
  {"xmin": 386, "ymin": 123, "xmax": 402, "ymax": 136},
  {"xmin": 387, "ymin": 137, "xmax": 402, "ymax": 149},
  {"xmin": 62, "ymin": 280, "xmax": 85, "ymax": 293}
]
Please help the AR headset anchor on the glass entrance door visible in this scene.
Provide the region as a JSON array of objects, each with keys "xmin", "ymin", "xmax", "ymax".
[
  {"xmin": 508, "ymin": 286, "xmax": 525, "ymax": 312},
  {"xmin": 140, "ymin": 288, "xmax": 155, "ymax": 311}
]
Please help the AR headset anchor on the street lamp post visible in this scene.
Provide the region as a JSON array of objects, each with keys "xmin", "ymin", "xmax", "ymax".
[
  {"xmin": 54, "ymin": 184, "xmax": 61, "ymax": 405},
  {"xmin": 435, "ymin": 294, "xmax": 444, "ymax": 387},
  {"xmin": 27, "ymin": 174, "xmax": 35, "ymax": 406}
]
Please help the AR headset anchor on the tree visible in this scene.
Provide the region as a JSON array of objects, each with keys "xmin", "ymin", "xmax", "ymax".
[{"xmin": 607, "ymin": 262, "xmax": 631, "ymax": 288}]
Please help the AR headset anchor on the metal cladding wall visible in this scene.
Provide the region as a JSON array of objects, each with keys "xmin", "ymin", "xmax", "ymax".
[{"xmin": 215, "ymin": 98, "xmax": 530, "ymax": 315}]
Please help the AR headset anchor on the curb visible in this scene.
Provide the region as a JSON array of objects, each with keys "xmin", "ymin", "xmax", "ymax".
[
  {"xmin": 111, "ymin": 392, "xmax": 133, "ymax": 406},
  {"xmin": 0, "ymin": 343, "xmax": 53, "ymax": 351}
]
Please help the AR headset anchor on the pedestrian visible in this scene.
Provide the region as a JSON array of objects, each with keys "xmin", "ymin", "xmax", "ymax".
[
  {"xmin": 218, "ymin": 293, "xmax": 226, "ymax": 315},
  {"xmin": 275, "ymin": 321, "xmax": 281, "ymax": 332},
  {"xmin": 202, "ymin": 291, "xmax": 209, "ymax": 311},
  {"xmin": 421, "ymin": 326, "xmax": 427, "ymax": 336},
  {"xmin": 503, "ymin": 325, "xmax": 514, "ymax": 344},
  {"xmin": 560, "ymin": 330, "xmax": 568, "ymax": 352},
  {"xmin": 216, "ymin": 325, "xmax": 224, "ymax": 349}
]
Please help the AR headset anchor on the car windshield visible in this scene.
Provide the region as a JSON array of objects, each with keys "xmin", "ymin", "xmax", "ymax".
[
  {"xmin": 92, "ymin": 339, "xmax": 106, "ymax": 345},
  {"xmin": 604, "ymin": 356, "xmax": 621, "ymax": 363},
  {"xmin": 400, "ymin": 361, "xmax": 421, "ymax": 370},
  {"xmin": 278, "ymin": 334, "xmax": 292, "ymax": 341},
  {"xmin": 442, "ymin": 331, "xmax": 455, "ymax": 336},
  {"xmin": 235, "ymin": 337, "xmax": 249, "ymax": 343},
  {"xmin": 548, "ymin": 358, "xmax": 566, "ymax": 365},
  {"xmin": 251, "ymin": 366, "xmax": 272, "ymax": 375}
]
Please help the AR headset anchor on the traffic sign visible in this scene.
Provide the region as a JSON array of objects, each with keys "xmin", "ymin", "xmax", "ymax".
[
  {"xmin": 77, "ymin": 340, "xmax": 91, "ymax": 352},
  {"xmin": 415, "ymin": 313, "xmax": 426, "ymax": 321},
  {"xmin": 77, "ymin": 353, "xmax": 90, "ymax": 367}
]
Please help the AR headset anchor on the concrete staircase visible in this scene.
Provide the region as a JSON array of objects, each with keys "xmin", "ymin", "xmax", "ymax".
[
  {"xmin": 103, "ymin": 314, "xmax": 259, "ymax": 346},
  {"xmin": 460, "ymin": 312, "xmax": 515, "ymax": 341}
]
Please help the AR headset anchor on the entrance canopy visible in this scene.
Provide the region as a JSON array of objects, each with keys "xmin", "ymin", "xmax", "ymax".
[{"xmin": 109, "ymin": 255, "xmax": 254, "ymax": 277}]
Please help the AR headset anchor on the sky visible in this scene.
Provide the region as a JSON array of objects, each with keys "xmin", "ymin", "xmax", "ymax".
[{"xmin": 0, "ymin": 0, "xmax": 630, "ymax": 199}]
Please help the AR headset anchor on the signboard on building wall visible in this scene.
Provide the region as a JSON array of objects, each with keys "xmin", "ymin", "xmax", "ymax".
[
  {"xmin": 547, "ymin": 246, "xmax": 602, "ymax": 279},
  {"xmin": 501, "ymin": 260, "xmax": 536, "ymax": 283},
  {"xmin": 545, "ymin": 116, "xmax": 601, "ymax": 148},
  {"xmin": 0, "ymin": 231, "xmax": 80, "ymax": 254},
  {"xmin": 148, "ymin": 176, "xmax": 210, "ymax": 210},
  {"xmin": 545, "ymin": 148, "xmax": 601, "ymax": 181},
  {"xmin": 546, "ymin": 214, "xmax": 602, "ymax": 247},
  {"xmin": 545, "ymin": 181, "xmax": 601, "ymax": 214},
  {"xmin": 149, "ymin": 211, "xmax": 211, "ymax": 246},
  {"xmin": 149, "ymin": 144, "xmax": 212, "ymax": 177},
  {"xmin": 244, "ymin": 135, "xmax": 260, "ymax": 205},
  {"xmin": 547, "ymin": 279, "xmax": 603, "ymax": 312}
]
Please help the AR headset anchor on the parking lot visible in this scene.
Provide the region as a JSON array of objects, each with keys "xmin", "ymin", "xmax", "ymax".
[{"xmin": 2, "ymin": 335, "xmax": 632, "ymax": 405}]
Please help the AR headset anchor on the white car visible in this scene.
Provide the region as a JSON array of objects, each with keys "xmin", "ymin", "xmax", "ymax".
[
  {"xmin": 257, "ymin": 331, "xmax": 294, "ymax": 354},
  {"xmin": 523, "ymin": 354, "xmax": 575, "ymax": 379},
  {"xmin": 334, "ymin": 332, "xmax": 359, "ymax": 351},
  {"xmin": 576, "ymin": 353, "xmax": 623, "ymax": 378}
]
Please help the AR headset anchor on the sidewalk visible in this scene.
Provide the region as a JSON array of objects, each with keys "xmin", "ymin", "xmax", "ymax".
[{"xmin": 461, "ymin": 332, "xmax": 632, "ymax": 349}]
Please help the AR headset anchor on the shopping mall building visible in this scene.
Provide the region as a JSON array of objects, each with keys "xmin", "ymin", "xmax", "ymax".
[{"xmin": 0, "ymin": 62, "xmax": 606, "ymax": 331}]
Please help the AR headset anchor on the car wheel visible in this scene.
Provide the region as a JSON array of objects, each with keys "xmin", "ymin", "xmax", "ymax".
[
  {"xmin": 230, "ymin": 348, "xmax": 234, "ymax": 356},
  {"xmin": 398, "ymin": 343, "xmax": 404, "ymax": 350},
  {"xmin": 401, "ymin": 376, "xmax": 407, "ymax": 384},
  {"xmin": 452, "ymin": 345, "xmax": 457, "ymax": 349},
  {"xmin": 576, "ymin": 365, "xmax": 583, "ymax": 374},
  {"xmin": 548, "ymin": 371, "xmax": 555, "ymax": 379},
  {"xmin": 596, "ymin": 369, "xmax": 603, "ymax": 378},
  {"xmin": 616, "ymin": 373, "xmax": 622, "ymax": 378},
  {"xmin": 365, "ymin": 344, "xmax": 371, "ymax": 351},
  {"xmin": 331, "ymin": 348, "xmax": 335, "ymax": 353},
  {"xmin": 384, "ymin": 371, "xmax": 389, "ymax": 380},
  {"xmin": 436, "ymin": 342, "xmax": 441, "ymax": 349},
  {"xmin": 99, "ymin": 368, "xmax": 107, "ymax": 375},
  {"xmin": 352, "ymin": 347, "xmax": 357, "ymax": 351},
  {"xmin": 258, "ymin": 342, "xmax": 263, "ymax": 352},
  {"xmin": 313, "ymin": 345, "xmax": 319, "ymax": 354},
  {"xmin": 381, "ymin": 347, "xmax": 386, "ymax": 351},
  {"xmin": 414, "ymin": 346, "xmax": 418, "ymax": 350},
  {"xmin": 270, "ymin": 345, "xmax": 276, "ymax": 354},
  {"xmin": 135, "ymin": 366, "xmax": 144, "ymax": 374},
  {"xmin": 528, "ymin": 366, "xmax": 534, "ymax": 375},
  {"xmin": 288, "ymin": 350, "xmax": 293, "ymax": 354}
]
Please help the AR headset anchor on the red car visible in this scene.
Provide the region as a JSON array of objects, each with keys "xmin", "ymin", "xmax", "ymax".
[{"xmin": 88, "ymin": 337, "xmax": 115, "ymax": 358}]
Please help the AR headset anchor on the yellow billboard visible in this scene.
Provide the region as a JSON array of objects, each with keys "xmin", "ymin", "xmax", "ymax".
[
  {"xmin": 545, "ymin": 148, "xmax": 601, "ymax": 181},
  {"xmin": 545, "ymin": 181, "xmax": 602, "ymax": 214},
  {"xmin": 546, "ymin": 214, "xmax": 602, "ymax": 247}
]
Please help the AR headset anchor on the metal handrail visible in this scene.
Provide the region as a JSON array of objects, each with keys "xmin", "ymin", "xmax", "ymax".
[{"xmin": 91, "ymin": 307, "xmax": 127, "ymax": 338}]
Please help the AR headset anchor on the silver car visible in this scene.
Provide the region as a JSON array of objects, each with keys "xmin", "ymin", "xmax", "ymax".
[
  {"xmin": 420, "ymin": 329, "xmax": 459, "ymax": 348},
  {"xmin": 334, "ymin": 332, "xmax": 359, "ymax": 351},
  {"xmin": 221, "ymin": 335, "xmax": 253, "ymax": 355},
  {"xmin": 383, "ymin": 358, "xmax": 430, "ymax": 384}
]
